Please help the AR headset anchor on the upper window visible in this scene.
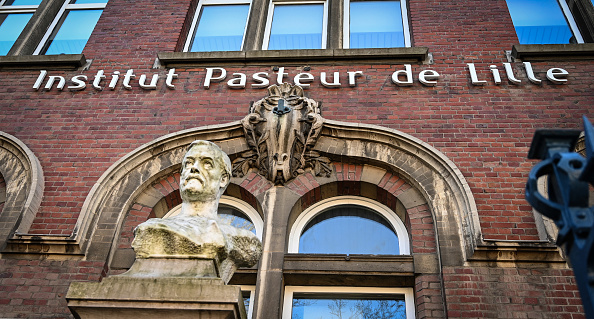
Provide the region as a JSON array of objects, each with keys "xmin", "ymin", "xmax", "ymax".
[
  {"xmin": 184, "ymin": 0, "xmax": 251, "ymax": 52},
  {"xmin": 288, "ymin": 196, "xmax": 410, "ymax": 255},
  {"xmin": 263, "ymin": 0, "xmax": 328, "ymax": 50},
  {"xmin": 0, "ymin": 0, "xmax": 40, "ymax": 55},
  {"xmin": 34, "ymin": 0, "xmax": 108, "ymax": 55},
  {"xmin": 505, "ymin": 0, "xmax": 584, "ymax": 44},
  {"xmin": 344, "ymin": 0, "xmax": 411, "ymax": 48}
]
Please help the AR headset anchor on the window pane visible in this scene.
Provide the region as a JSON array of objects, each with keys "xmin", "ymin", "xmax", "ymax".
[
  {"xmin": 0, "ymin": 13, "xmax": 32, "ymax": 55},
  {"xmin": 190, "ymin": 5, "xmax": 249, "ymax": 52},
  {"xmin": 268, "ymin": 4, "xmax": 323, "ymax": 50},
  {"xmin": 43, "ymin": 9, "xmax": 103, "ymax": 55},
  {"xmin": 506, "ymin": 0, "xmax": 575, "ymax": 44},
  {"xmin": 350, "ymin": 1, "xmax": 404, "ymax": 48},
  {"xmin": 218, "ymin": 205, "xmax": 256, "ymax": 234},
  {"xmin": 299, "ymin": 206, "xmax": 399, "ymax": 254},
  {"xmin": 292, "ymin": 294, "xmax": 406, "ymax": 319},
  {"xmin": 3, "ymin": 0, "xmax": 41, "ymax": 5},
  {"xmin": 70, "ymin": 0, "xmax": 109, "ymax": 3}
]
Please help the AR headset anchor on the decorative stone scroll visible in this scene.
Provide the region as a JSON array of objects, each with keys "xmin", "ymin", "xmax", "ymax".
[{"xmin": 232, "ymin": 83, "xmax": 332, "ymax": 185}]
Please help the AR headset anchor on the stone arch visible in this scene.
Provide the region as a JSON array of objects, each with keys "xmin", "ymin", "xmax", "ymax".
[
  {"xmin": 0, "ymin": 131, "xmax": 44, "ymax": 250},
  {"xmin": 0, "ymin": 173, "xmax": 6, "ymax": 215},
  {"xmin": 74, "ymin": 119, "xmax": 478, "ymax": 266}
]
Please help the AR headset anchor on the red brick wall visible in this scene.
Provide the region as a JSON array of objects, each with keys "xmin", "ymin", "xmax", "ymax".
[
  {"xmin": 0, "ymin": 0, "xmax": 591, "ymax": 317},
  {"xmin": 444, "ymin": 267, "xmax": 584, "ymax": 319},
  {"xmin": 0, "ymin": 259, "xmax": 105, "ymax": 318}
]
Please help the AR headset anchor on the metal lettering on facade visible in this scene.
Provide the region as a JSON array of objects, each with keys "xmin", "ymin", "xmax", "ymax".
[{"xmin": 32, "ymin": 63, "xmax": 570, "ymax": 92}]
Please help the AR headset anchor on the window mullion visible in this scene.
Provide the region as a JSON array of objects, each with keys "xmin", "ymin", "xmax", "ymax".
[
  {"xmin": 559, "ymin": 0, "xmax": 585, "ymax": 43},
  {"xmin": 32, "ymin": 0, "xmax": 68, "ymax": 54}
]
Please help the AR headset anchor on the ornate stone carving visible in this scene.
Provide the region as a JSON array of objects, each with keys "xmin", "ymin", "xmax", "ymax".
[{"xmin": 232, "ymin": 83, "xmax": 331, "ymax": 185}]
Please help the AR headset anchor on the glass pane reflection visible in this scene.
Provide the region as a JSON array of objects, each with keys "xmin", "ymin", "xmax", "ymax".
[
  {"xmin": 43, "ymin": 9, "xmax": 103, "ymax": 55},
  {"xmin": 292, "ymin": 294, "xmax": 406, "ymax": 319},
  {"xmin": 0, "ymin": 13, "xmax": 33, "ymax": 55},
  {"xmin": 299, "ymin": 206, "xmax": 399, "ymax": 255},
  {"xmin": 350, "ymin": 1, "xmax": 404, "ymax": 48},
  {"xmin": 218, "ymin": 205, "xmax": 256, "ymax": 235},
  {"xmin": 506, "ymin": 0, "xmax": 574, "ymax": 44},
  {"xmin": 3, "ymin": 0, "xmax": 41, "ymax": 5},
  {"xmin": 268, "ymin": 4, "xmax": 323, "ymax": 50},
  {"xmin": 190, "ymin": 5, "xmax": 249, "ymax": 52}
]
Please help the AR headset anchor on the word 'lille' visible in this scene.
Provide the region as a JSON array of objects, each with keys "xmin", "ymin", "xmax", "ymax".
[{"xmin": 32, "ymin": 63, "xmax": 569, "ymax": 92}]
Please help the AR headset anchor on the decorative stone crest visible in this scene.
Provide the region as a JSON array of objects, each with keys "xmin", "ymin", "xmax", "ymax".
[{"xmin": 232, "ymin": 83, "xmax": 332, "ymax": 185}]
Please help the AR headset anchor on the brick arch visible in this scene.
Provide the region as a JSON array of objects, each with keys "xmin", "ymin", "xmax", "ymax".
[{"xmin": 286, "ymin": 163, "xmax": 435, "ymax": 255}]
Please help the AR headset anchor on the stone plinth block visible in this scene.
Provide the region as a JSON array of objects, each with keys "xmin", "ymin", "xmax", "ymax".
[{"xmin": 66, "ymin": 276, "xmax": 247, "ymax": 319}]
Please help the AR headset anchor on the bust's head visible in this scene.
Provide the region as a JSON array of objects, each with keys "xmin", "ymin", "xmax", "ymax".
[{"xmin": 180, "ymin": 140, "xmax": 232, "ymax": 204}]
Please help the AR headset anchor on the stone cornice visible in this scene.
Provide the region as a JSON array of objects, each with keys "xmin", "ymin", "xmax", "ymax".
[{"xmin": 157, "ymin": 47, "xmax": 429, "ymax": 66}]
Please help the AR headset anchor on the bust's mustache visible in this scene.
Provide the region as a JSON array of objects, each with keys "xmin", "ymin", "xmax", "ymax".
[{"xmin": 183, "ymin": 173, "xmax": 205, "ymax": 184}]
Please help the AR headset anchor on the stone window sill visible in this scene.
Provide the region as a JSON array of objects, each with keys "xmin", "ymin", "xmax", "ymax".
[
  {"xmin": 283, "ymin": 254, "xmax": 415, "ymax": 286},
  {"xmin": 0, "ymin": 54, "xmax": 86, "ymax": 69},
  {"xmin": 512, "ymin": 44, "xmax": 594, "ymax": 61},
  {"xmin": 157, "ymin": 47, "xmax": 429, "ymax": 67}
]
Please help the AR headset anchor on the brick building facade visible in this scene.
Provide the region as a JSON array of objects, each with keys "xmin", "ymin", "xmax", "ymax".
[{"xmin": 0, "ymin": 0, "xmax": 593, "ymax": 318}]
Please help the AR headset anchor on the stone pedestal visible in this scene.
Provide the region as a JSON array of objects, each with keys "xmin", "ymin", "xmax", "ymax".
[{"xmin": 66, "ymin": 275, "xmax": 247, "ymax": 319}]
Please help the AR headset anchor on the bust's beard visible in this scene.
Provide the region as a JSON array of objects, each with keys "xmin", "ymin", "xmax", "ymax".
[{"xmin": 180, "ymin": 179, "xmax": 219, "ymax": 203}]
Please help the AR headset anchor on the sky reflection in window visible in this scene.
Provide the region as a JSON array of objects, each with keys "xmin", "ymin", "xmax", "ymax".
[
  {"xmin": 268, "ymin": 4, "xmax": 323, "ymax": 50},
  {"xmin": 299, "ymin": 206, "xmax": 399, "ymax": 255},
  {"xmin": 292, "ymin": 294, "xmax": 406, "ymax": 319},
  {"xmin": 3, "ymin": 0, "xmax": 41, "ymax": 5},
  {"xmin": 350, "ymin": 1, "xmax": 404, "ymax": 48},
  {"xmin": 0, "ymin": 13, "xmax": 32, "ymax": 55},
  {"xmin": 506, "ymin": 0, "xmax": 574, "ymax": 44},
  {"xmin": 190, "ymin": 5, "xmax": 249, "ymax": 52},
  {"xmin": 218, "ymin": 205, "xmax": 256, "ymax": 235},
  {"xmin": 43, "ymin": 9, "xmax": 103, "ymax": 54}
]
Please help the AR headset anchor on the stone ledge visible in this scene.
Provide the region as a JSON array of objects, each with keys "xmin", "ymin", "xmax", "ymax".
[
  {"xmin": 0, "ymin": 54, "xmax": 86, "ymax": 69},
  {"xmin": 157, "ymin": 47, "xmax": 429, "ymax": 66},
  {"xmin": 1, "ymin": 234, "xmax": 84, "ymax": 260},
  {"xmin": 512, "ymin": 44, "xmax": 594, "ymax": 61},
  {"xmin": 283, "ymin": 255, "xmax": 415, "ymax": 287},
  {"xmin": 284, "ymin": 254, "xmax": 414, "ymax": 273},
  {"xmin": 468, "ymin": 241, "xmax": 566, "ymax": 267}
]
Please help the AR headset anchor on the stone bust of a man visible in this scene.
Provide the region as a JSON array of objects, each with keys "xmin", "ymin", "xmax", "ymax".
[
  {"xmin": 178, "ymin": 140, "xmax": 232, "ymax": 219},
  {"xmin": 131, "ymin": 141, "xmax": 262, "ymax": 282}
]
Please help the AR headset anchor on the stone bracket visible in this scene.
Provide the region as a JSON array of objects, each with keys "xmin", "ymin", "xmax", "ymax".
[{"xmin": 468, "ymin": 242, "xmax": 566, "ymax": 266}]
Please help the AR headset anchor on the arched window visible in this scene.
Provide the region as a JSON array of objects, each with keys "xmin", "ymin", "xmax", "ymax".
[
  {"xmin": 164, "ymin": 195, "xmax": 263, "ymax": 240},
  {"xmin": 288, "ymin": 196, "xmax": 409, "ymax": 255}
]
